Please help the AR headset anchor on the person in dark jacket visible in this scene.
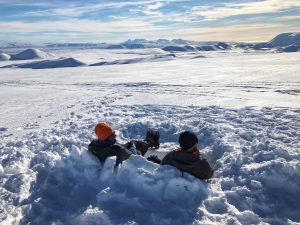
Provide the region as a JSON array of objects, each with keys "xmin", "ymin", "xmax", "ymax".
[
  {"xmin": 88, "ymin": 122, "xmax": 159, "ymax": 168},
  {"xmin": 161, "ymin": 131, "xmax": 214, "ymax": 180}
]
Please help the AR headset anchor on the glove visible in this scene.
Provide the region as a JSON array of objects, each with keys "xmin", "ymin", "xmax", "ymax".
[{"xmin": 147, "ymin": 155, "xmax": 161, "ymax": 164}]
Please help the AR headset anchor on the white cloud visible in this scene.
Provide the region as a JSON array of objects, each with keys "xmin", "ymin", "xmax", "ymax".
[
  {"xmin": 142, "ymin": 10, "xmax": 163, "ymax": 16},
  {"xmin": 192, "ymin": 0, "xmax": 300, "ymax": 21},
  {"xmin": 1, "ymin": 0, "xmax": 299, "ymax": 42},
  {"xmin": 175, "ymin": 22, "xmax": 299, "ymax": 42},
  {"xmin": 278, "ymin": 15, "xmax": 300, "ymax": 21},
  {"xmin": 23, "ymin": 0, "xmax": 177, "ymax": 17},
  {"xmin": 0, "ymin": 19, "xmax": 162, "ymax": 33},
  {"xmin": 24, "ymin": 2, "xmax": 138, "ymax": 17},
  {"xmin": 1, "ymin": 19, "xmax": 298, "ymax": 42},
  {"xmin": 147, "ymin": 2, "xmax": 163, "ymax": 10},
  {"xmin": 141, "ymin": 2, "xmax": 164, "ymax": 16},
  {"xmin": 0, "ymin": 0, "xmax": 52, "ymax": 7}
]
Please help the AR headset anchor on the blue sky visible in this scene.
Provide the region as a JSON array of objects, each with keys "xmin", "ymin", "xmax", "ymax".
[{"xmin": 0, "ymin": 0, "xmax": 299, "ymax": 43}]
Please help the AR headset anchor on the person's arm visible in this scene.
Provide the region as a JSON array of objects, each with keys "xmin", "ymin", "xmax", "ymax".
[
  {"xmin": 198, "ymin": 158, "xmax": 214, "ymax": 180},
  {"xmin": 88, "ymin": 140, "xmax": 97, "ymax": 153}
]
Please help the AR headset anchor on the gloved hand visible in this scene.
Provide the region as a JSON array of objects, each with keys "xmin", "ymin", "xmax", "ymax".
[{"xmin": 147, "ymin": 155, "xmax": 161, "ymax": 164}]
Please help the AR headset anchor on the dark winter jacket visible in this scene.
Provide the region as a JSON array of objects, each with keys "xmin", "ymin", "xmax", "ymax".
[
  {"xmin": 161, "ymin": 150, "xmax": 214, "ymax": 180},
  {"xmin": 88, "ymin": 139, "xmax": 131, "ymax": 167},
  {"xmin": 88, "ymin": 139, "xmax": 150, "ymax": 167}
]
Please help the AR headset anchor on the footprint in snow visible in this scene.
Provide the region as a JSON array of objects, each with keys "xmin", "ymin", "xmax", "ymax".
[{"xmin": 24, "ymin": 122, "xmax": 40, "ymax": 130}]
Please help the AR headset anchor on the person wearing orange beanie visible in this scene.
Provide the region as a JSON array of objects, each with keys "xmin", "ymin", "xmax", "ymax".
[
  {"xmin": 88, "ymin": 122, "xmax": 160, "ymax": 168},
  {"xmin": 95, "ymin": 122, "xmax": 115, "ymax": 141}
]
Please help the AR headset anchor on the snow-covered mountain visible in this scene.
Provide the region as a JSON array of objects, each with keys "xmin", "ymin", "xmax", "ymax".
[
  {"xmin": 0, "ymin": 33, "xmax": 299, "ymax": 53},
  {"xmin": 281, "ymin": 45, "xmax": 300, "ymax": 52},
  {"xmin": 162, "ymin": 46, "xmax": 189, "ymax": 52},
  {"xmin": 121, "ymin": 38, "xmax": 198, "ymax": 47},
  {"xmin": 45, "ymin": 42, "xmax": 107, "ymax": 49},
  {"xmin": 162, "ymin": 42, "xmax": 231, "ymax": 52},
  {"xmin": 250, "ymin": 32, "xmax": 300, "ymax": 52},
  {"xmin": 269, "ymin": 32, "xmax": 300, "ymax": 47}
]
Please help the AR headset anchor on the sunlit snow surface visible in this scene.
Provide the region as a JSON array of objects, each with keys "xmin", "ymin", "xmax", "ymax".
[{"xmin": 0, "ymin": 49, "xmax": 300, "ymax": 225}]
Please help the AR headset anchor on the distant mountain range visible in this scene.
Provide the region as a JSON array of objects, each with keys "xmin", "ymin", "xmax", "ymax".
[
  {"xmin": 236, "ymin": 32, "xmax": 300, "ymax": 52},
  {"xmin": 0, "ymin": 32, "xmax": 299, "ymax": 52}
]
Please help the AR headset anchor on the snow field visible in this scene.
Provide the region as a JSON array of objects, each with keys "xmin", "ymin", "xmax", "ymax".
[
  {"xmin": 1, "ymin": 95, "xmax": 299, "ymax": 224},
  {"xmin": 0, "ymin": 49, "xmax": 300, "ymax": 224}
]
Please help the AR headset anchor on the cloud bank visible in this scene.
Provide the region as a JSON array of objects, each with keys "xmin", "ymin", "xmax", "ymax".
[{"xmin": 0, "ymin": 0, "xmax": 299, "ymax": 42}]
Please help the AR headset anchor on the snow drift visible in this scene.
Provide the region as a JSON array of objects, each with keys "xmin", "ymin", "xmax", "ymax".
[
  {"xmin": 90, "ymin": 54, "xmax": 176, "ymax": 66},
  {"xmin": 10, "ymin": 48, "xmax": 49, "ymax": 60},
  {"xmin": 2, "ymin": 57, "xmax": 86, "ymax": 69}
]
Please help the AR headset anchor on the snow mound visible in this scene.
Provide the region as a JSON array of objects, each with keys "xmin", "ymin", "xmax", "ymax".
[
  {"xmin": 90, "ymin": 54, "xmax": 176, "ymax": 66},
  {"xmin": 95, "ymin": 156, "xmax": 209, "ymax": 225},
  {"xmin": 0, "ymin": 53, "xmax": 11, "ymax": 61},
  {"xmin": 2, "ymin": 57, "xmax": 86, "ymax": 69},
  {"xmin": 10, "ymin": 48, "xmax": 49, "ymax": 60}
]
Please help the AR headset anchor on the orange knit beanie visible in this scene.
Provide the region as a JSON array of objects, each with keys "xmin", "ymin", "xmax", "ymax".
[{"xmin": 95, "ymin": 122, "xmax": 114, "ymax": 140}]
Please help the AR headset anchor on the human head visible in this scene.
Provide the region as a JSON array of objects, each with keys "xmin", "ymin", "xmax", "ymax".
[
  {"xmin": 179, "ymin": 131, "xmax": 198, "ymax": 150},
  {"xmin": 95, "ymin": 122, "xmax": 115, "ymax": 141}
]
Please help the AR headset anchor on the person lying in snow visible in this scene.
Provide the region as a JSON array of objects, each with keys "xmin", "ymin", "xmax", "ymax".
[
  {"xmin": 88, "ymin": 122, "xmax": 160, "ymax": 168},
  {"xmin": 148, "ymin": 131, "xmax": 214, "ymax": 180}
]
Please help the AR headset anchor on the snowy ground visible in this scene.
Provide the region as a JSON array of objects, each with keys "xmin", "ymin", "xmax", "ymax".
[{"xmin": 0, "ymin": 49, "xmax": 299, "ymax": 225}]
